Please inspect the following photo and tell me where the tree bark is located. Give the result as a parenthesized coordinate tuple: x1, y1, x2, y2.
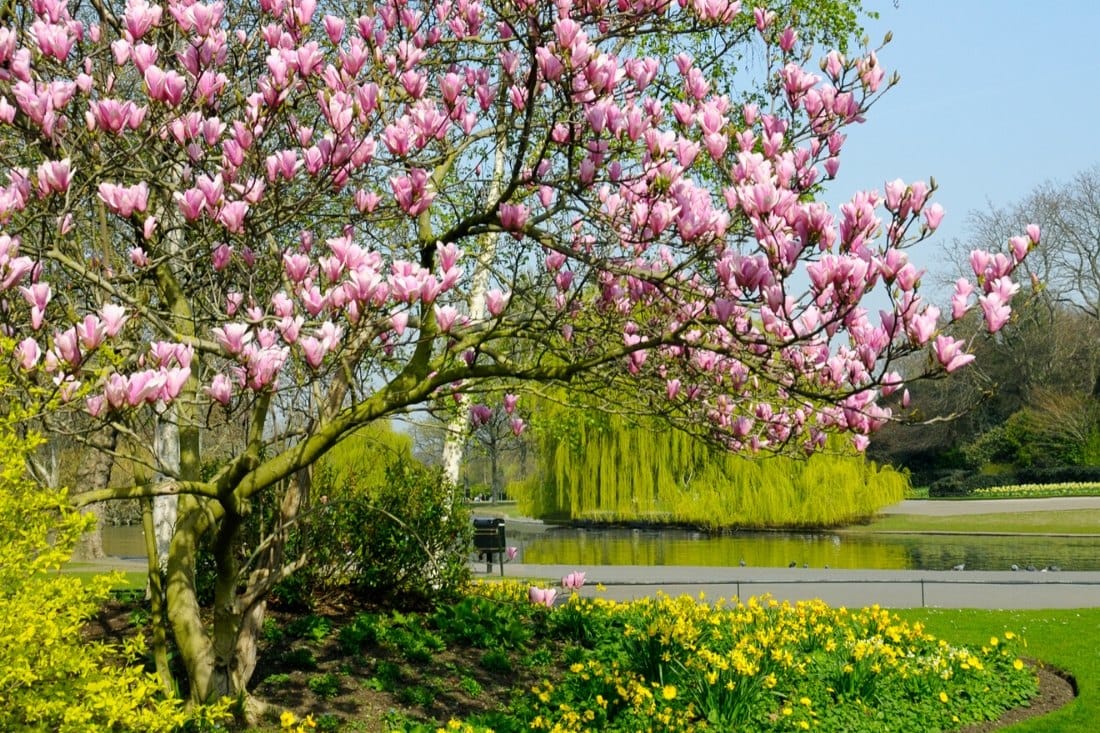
(153, 408, 180, 571)
(141, 497, 174, 695)
(166, 496, 219, 704)
(73, 427, 117, 560)
(441, 121, 508, 491)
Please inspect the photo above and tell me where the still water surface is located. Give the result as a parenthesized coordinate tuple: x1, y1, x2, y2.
(103, 525, 1100, 572)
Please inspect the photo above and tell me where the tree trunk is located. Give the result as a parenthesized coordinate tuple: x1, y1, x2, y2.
(153, 408, 180, 571)
(441, 123, 507, 491)
(141, 497, 174, 695)
(73, 427, 117, 560)
(490, 437, 501, 502)
(166, 496, 219, 704)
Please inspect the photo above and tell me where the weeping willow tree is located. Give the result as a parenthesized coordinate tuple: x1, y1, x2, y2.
(513, 401, 907, 529)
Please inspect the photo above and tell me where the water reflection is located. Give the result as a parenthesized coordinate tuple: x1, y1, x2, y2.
(517, 528, 1100, 572)
(101, 525, 1100, 572)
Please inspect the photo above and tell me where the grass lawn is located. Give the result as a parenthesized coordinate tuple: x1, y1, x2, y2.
(855, 510, 1100, 535)
(465, 500, 533, 521)
(61, 563, 147, 591)
(898, 608, 1100, 732)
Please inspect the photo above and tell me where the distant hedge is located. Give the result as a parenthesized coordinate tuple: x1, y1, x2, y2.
(929, 466, 1100, 497)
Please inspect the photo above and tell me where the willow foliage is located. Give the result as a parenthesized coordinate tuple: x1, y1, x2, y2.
(514, 405, 906, 528)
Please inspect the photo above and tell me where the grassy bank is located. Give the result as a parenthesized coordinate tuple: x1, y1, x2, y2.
(856, 510, 1100, 535)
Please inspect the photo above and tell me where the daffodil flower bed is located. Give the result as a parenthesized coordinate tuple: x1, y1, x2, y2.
(970, 482, 1100, 499)
(437, 583, 1037, 732)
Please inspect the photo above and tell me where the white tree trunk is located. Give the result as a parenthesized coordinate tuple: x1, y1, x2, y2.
(441, 133, 507, 492)
(153, 408, 180, 572)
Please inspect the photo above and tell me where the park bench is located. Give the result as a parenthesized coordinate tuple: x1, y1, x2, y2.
(472, 517, 506, 575)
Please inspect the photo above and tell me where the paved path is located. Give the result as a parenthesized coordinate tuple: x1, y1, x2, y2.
(485, 563, 1100, 609)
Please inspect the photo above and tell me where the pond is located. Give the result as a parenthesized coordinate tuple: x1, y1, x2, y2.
(511, 527, 1100, 572)
(101, 524, 1100, 573)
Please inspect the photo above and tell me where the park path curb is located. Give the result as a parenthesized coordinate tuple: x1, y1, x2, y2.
(492, 563, 1100, 609)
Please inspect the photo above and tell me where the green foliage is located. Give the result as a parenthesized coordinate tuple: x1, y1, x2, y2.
(317, 421, 414, 491)
(300, 428, 471, 604)
(280, 647, 318, 670)
(286, 614, 332, 643)
(515, 405, 906, 528)
(962, 425, 1016, 469)
(0, 419, 214, 730)
(479, 648, 513, 675)
(458, 675, 483, 698)
(337, 611, 383, 653)
(431, 594, 534, 649)
(314, 712, 342, 732)
(306, 672, 341, 699)
(264, 673, 292, 687)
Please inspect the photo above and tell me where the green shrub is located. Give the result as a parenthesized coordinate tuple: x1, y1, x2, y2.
(930, 465, 1100, 496)
(309, 456, 471, 605)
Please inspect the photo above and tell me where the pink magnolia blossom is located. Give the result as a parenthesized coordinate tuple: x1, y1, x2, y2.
(470, 404, 493, 427)
(124, 0, 162, 41)
(14, 337, 40, 369)
(99, 303, 128, 336)
(86, 394, 107, 417)
(391, 312, 409, 336)
(979, 292, 1011, 332)
(933, 334, 975, 373)
(75, 314, 104, 350)
(216, 201, 249, 233)
(923, 203, 945, 230)
(129, 247, 151, 267)
(143, 65, 186, 105)
(36, 159, 71, 196)
(485, 289, 509, 317)
(206, 373, 233, 405)
(98, 182, 149, 217)
(212, 322, 253, 355)
(300, 336, 326, 369)
(434, 304, 459, 333)
(951, 278, 974, 320)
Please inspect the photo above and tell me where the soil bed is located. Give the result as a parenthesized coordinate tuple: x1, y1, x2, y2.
(86, 597, 1076, 731)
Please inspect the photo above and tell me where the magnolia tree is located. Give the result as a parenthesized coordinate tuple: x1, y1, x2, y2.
(0, 0, 1034, 713)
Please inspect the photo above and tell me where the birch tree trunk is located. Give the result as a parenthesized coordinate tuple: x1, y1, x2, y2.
(441, 133, 508, 492)
(153, 408, 180, 571)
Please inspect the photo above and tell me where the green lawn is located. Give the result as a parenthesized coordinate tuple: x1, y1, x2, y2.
(897, 608, 1100, 732)
(60, 563, 147, 591)
(857, 510, 1100, 535)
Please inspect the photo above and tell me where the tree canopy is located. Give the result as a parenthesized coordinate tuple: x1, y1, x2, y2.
(0, 0, 1034, 713)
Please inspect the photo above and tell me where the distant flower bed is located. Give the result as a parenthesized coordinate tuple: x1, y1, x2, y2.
(971, 482, 1100, 499)
(433, 582, 1037, 732)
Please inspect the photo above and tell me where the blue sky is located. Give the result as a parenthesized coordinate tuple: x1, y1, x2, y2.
(830, 0, 1099, 287)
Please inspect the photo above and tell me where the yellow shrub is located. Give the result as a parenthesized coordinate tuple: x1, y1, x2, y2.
(0, 424, 193, 732)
